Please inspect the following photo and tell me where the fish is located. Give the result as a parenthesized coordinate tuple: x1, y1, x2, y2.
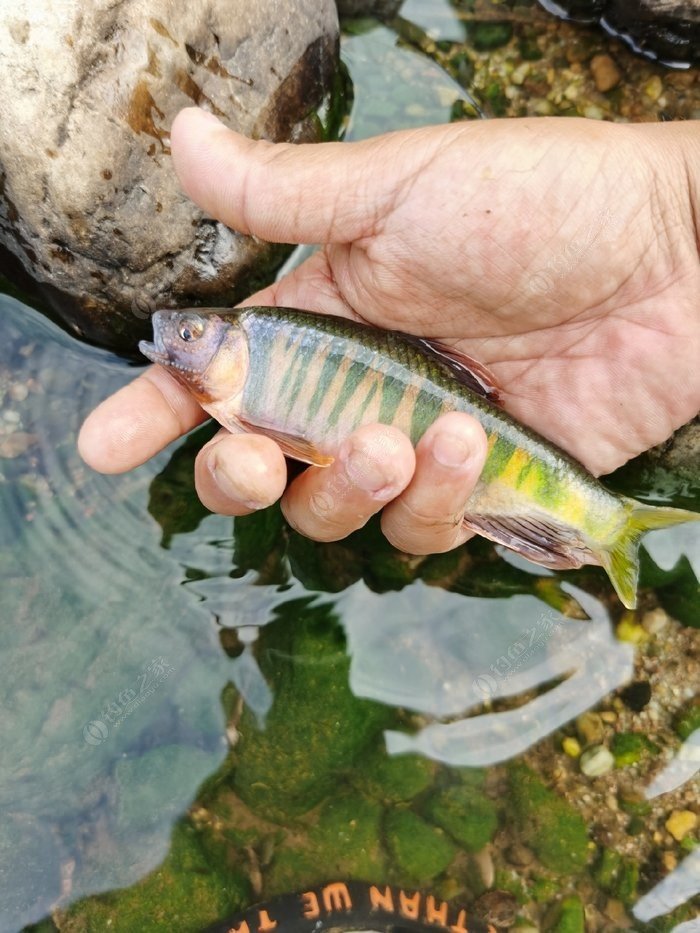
(139, 307, 700, 610)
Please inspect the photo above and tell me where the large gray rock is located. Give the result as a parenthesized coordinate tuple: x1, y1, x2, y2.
(0, 0, 339, 348)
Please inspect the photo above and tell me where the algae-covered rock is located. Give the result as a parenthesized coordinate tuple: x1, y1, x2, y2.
(424, 782, 499, 853)
(268, 792, 385, 895)
(610, 732, 659, 767)
(384, 809, 456, 883)
(310, 793, 385, 877)
(60, 821, 249, 932)
(232, 606, 391, 820)
(674, 699, 700, 740)
(594, 848, 639, 904)
(508, 765, 590, 875)
(351, 745, 436, 803)
(546, 895, 585, 933)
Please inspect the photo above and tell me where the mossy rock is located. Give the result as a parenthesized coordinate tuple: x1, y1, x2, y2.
(351, 746, 436, 803)
(232, 607, 391, 820)
(545, 896, 585, 933)
(60, 822, 249, 932)
(267, 792, 385, 894)
(310, 793, 386, 877)
(470, 22, 513, 51)
(423, 782, 499, 853)
(610, 732, 659, 767)
(508, 765, 590, 875)
(384, 808, 456, 883)
(674, 699, 700, 740)
(594, 848, 639, 905)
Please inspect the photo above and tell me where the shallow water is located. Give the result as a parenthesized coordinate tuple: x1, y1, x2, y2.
(0, 8, 699, 933)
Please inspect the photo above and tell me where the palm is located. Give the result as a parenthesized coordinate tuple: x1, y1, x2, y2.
(264, 119, 700, 475)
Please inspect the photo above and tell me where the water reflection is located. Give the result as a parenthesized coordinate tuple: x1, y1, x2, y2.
(338, 581, 634, 765)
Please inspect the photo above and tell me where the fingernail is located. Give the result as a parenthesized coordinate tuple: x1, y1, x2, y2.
(208, 451, 264, 510)
(344, 442, 396, 498)
(432, 432, 472, 468)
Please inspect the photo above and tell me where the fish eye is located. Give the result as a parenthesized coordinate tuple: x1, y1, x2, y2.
(177, 315, 205, 343)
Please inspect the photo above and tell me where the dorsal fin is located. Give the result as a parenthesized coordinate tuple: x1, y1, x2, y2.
(402, 334, 503, 405)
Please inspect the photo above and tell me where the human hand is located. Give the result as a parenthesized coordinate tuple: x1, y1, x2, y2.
(79, 109, 700, 553)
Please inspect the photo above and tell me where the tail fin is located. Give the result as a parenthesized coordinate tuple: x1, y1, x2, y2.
(598, 503, 700, 610)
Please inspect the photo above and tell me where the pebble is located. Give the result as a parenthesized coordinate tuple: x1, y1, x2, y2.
(662, 850, 677, 872)
(3, 410, 20, 424)
(9, 383, 29, 402)
(665, 809, 697, 841)
(643, 75, 663, 102)
(642, 608, 669, 635)
(473, 846, 495, 889)
(474, 890, 518, 928)
(590, 54, 622, 92)
(563, 736, 582, 757)
(577, 711, 605, 746)
(0, 432, 36, 459)
(617, 615, 648, 645)
(580, 745, 615, 777)
(507, 842, 534, 867)
(510, 63, 530, 86)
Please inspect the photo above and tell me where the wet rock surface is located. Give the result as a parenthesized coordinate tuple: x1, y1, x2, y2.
(539, 0, 700, 65)
(0, 0, 339, 349)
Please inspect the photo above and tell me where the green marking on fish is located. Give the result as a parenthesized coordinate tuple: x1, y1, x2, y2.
(327, 358, 371, 429)
(378, 373, 407, 425)
(355, 379, 379, 423)
(306, 344, 343, 422)
(410, 385, 445, 445)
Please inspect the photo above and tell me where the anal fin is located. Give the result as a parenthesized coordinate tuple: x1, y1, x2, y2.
(463, 513, 595, 570)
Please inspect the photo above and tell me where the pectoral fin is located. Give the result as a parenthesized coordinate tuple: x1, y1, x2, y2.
(463, 513, 594, 570)
(237, 418, 334, 467)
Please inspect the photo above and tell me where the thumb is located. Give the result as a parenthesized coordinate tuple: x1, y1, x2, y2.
(170, 107, 433, 245)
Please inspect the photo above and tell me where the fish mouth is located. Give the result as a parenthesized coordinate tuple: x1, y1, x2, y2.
(138, 338, 169, 366)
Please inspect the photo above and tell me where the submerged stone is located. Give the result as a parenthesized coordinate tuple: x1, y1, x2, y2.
(508, 765, 590, 875)
(424, 783, 499, 853)
(351, 745, 436, 803)
(384, 809, 457, 883)
(59, 821, 248, 931)
(231, 608, 391, 821)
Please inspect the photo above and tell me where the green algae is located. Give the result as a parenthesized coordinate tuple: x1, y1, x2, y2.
(610, 732, 659, 767)
(231, 607, 391, 820)
(59, 822, 248, 932)
(546, 896, 585, 933)
(351, 745, 436, 803)
(594, 848, 639, 904)
(423, 782, 499, 852)
(309, 794, 385, 874)
(674, 698, 700, 740)
(384, 809, 456, 882)
(508, 765, 590, 875)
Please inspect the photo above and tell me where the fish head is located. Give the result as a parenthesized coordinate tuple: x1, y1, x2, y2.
(139, 309, 248, 404)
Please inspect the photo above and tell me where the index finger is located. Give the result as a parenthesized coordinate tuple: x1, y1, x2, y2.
(78, 365, 208, 473)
